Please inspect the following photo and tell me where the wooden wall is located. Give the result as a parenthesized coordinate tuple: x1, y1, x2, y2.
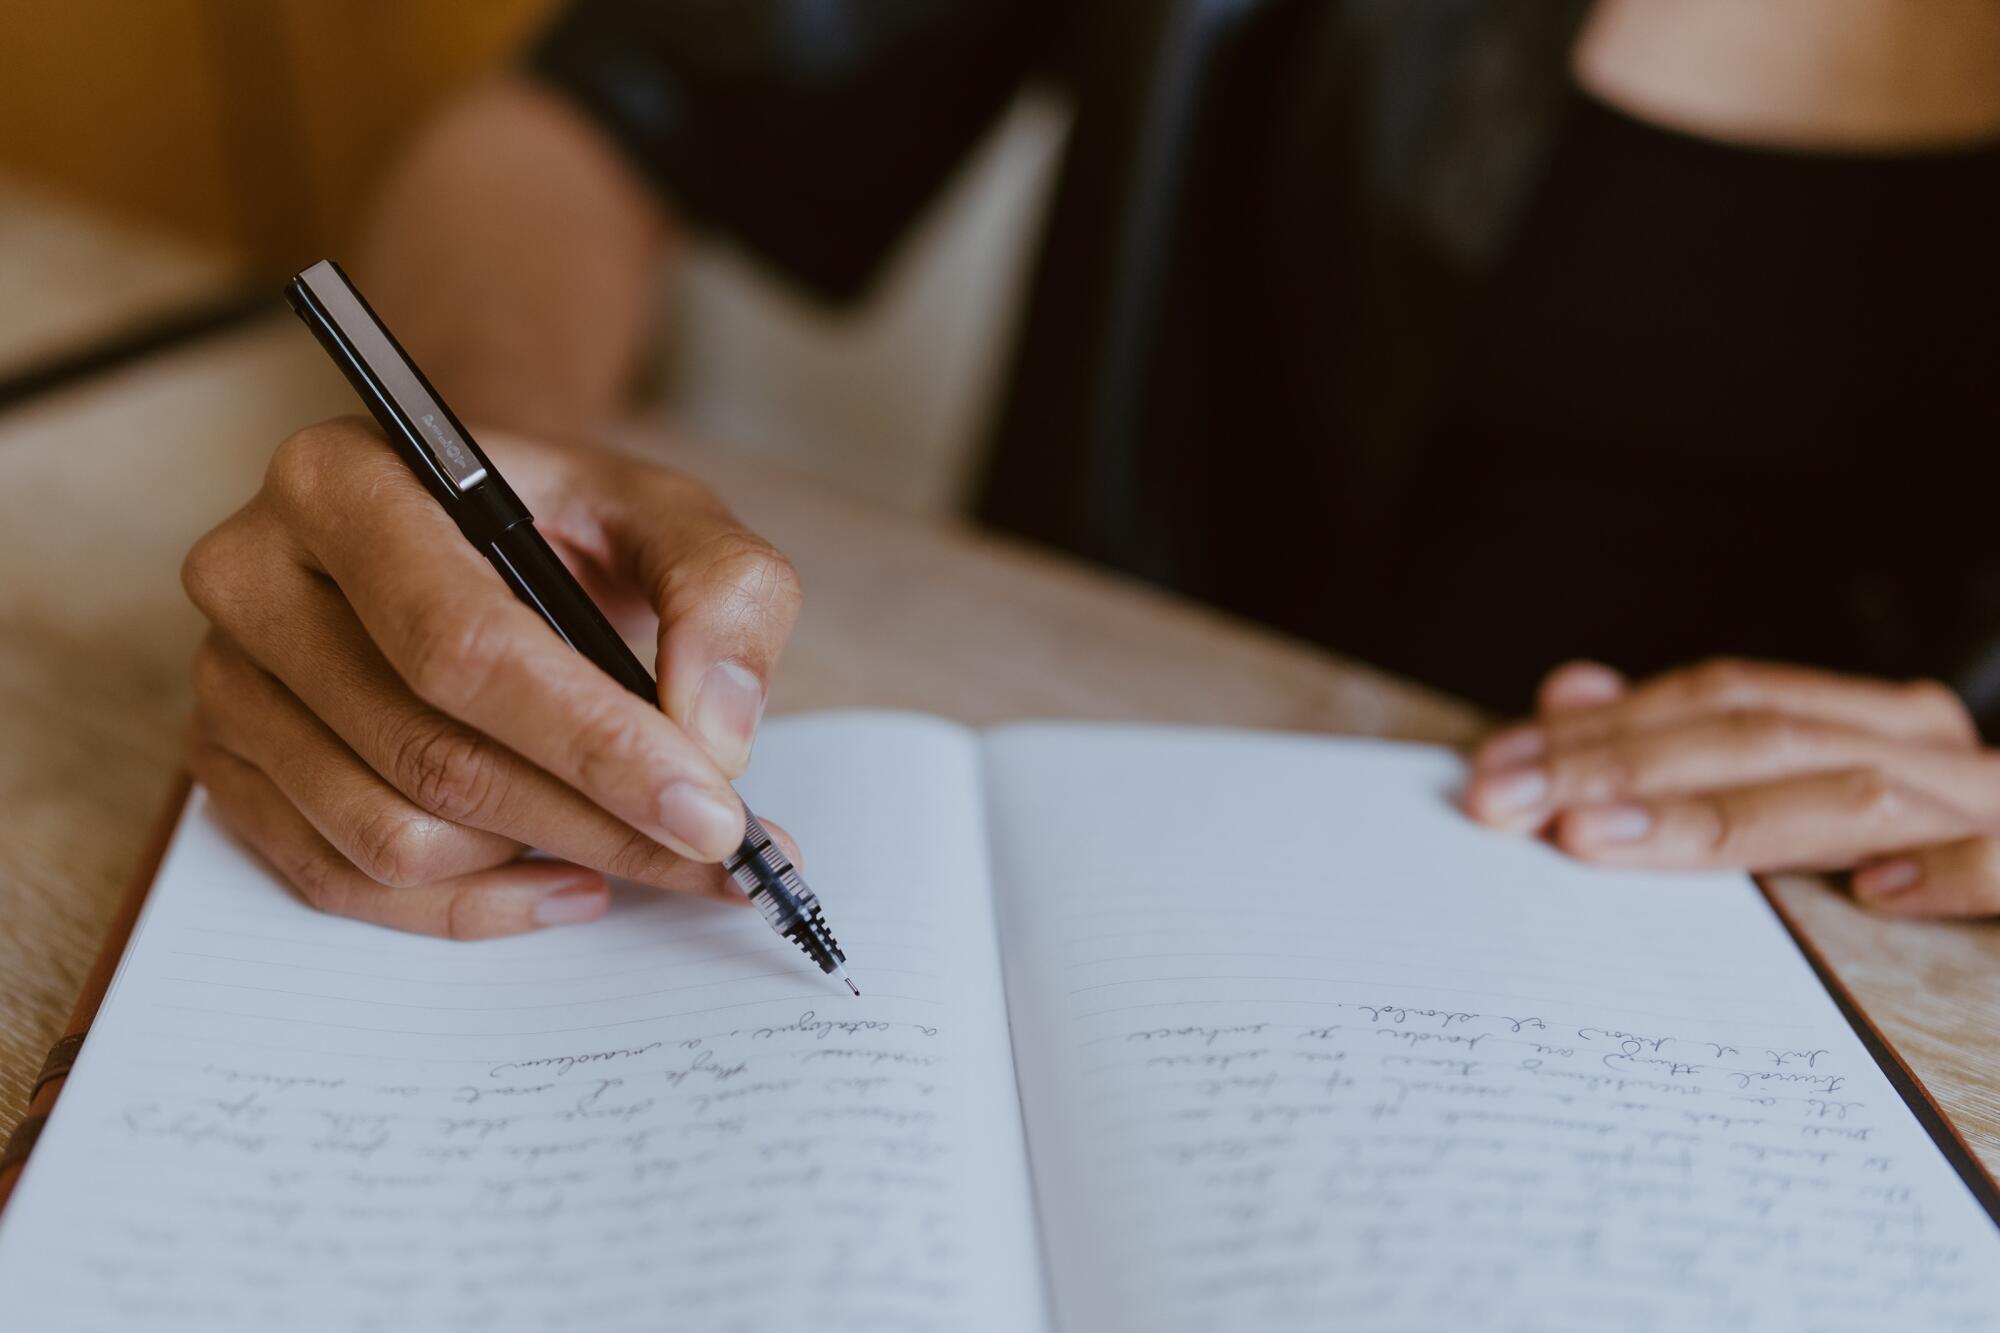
(0, 0, 557, 272)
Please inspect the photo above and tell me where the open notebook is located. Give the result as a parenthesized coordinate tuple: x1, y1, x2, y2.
(1, 713, 1996, 1331)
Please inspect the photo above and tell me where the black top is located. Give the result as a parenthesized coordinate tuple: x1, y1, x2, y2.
(1367, 96, 2000, 712)
(531, 1, 2000, 723)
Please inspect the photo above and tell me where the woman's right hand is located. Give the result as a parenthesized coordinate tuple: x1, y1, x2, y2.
(181, 418, 802, 940)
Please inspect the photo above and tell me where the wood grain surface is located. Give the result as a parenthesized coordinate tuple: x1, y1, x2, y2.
(1, 316, 1996, 1177)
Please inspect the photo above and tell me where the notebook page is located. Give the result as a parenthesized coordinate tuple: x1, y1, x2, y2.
(0, 712, 1045, 1333)
(985, 725, 2000, 1333)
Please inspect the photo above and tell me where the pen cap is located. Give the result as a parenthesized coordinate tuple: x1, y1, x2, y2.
(285, 259, 530, 544)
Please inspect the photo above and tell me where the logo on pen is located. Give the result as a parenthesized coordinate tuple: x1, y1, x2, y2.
(419, 412, 475, 476)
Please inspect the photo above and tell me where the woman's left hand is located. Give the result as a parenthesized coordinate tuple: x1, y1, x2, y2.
(1463, 657, 2000, 917)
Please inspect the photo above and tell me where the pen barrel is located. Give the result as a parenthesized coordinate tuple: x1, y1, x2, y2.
(289, 259, 853, 990)
(483, 523, 780, 929)
(481, 521, 658, 703)
(484, 522, 791, 905)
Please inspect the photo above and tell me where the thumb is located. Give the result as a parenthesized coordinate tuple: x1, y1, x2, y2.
(594, 465, 802, 779)
(1853, 837, 2000, 918)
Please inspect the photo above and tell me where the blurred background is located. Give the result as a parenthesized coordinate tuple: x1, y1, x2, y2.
(7, 0, 2000, 725)
(4, 0, 2000, 935)
(0, 0, 1063, 513)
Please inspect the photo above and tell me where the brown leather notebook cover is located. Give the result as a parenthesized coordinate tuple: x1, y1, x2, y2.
(0, 773, 190, 1215)
(3, 772, 1996, 1228)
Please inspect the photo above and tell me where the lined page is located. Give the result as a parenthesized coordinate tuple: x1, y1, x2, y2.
(986, 725, 2000, 1333)
(0, 712, 1045, 1333)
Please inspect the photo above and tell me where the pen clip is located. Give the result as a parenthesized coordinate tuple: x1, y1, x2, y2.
(288, 259, 490, 495)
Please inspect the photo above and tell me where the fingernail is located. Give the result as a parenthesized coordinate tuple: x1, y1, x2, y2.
(1478, 726, 1545, 770)
(1570, 802, 1653, 844)
(689, 660, 765, 775)
(658, 782, 745, 861)
(1474, 765, 1549, 817)
(1855, 857, 1920, 899)
(534, 881, 609, 926)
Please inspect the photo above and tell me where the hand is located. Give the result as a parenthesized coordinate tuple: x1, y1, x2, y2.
(181, 419, 801, 939)
(1462, 658, 2000, 917)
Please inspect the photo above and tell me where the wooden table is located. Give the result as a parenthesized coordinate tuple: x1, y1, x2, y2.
(3, 316, 1998, 1176)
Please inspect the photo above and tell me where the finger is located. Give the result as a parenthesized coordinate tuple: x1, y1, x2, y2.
(1476, 659, 1977, 777)
(193, 630, 523, 886)
(1473, 662, 1626, 773)
(186, 507, 732, 898)
(1854, 839, 2000, 919)
(565, 458, 801, 778)
(258, 422, 746, 863)
(191, 428, 767, 898)
(1548, 768, 1978, 872)
(1538, 660, 1626, 714)
(496, 436, 802, 775)
(1466, 710, 2000, 832)
(186, 729, 610, 938)
(1547, 658, 1978, 752)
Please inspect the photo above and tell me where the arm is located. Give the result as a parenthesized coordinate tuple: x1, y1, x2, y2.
(181, 77, 785, 940)
(183, 0, 1043, 938)
(355, 75, 676, 440)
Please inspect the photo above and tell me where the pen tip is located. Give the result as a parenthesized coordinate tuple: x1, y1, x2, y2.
(845, 977, 861, 996)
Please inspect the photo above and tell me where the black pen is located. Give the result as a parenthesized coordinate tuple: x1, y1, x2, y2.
(284, 259, 857, 995)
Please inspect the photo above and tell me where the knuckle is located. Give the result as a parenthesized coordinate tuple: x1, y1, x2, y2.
(181, 523, 253, 621)
(445, 888, 480, 941)
(265, 423, 339, 506)
(1904, 678, 1977, 742)
(566, 701, 651, 793)
(1835, 768, 1902, 824)
(393, 719, 500, 825)
(267, 417, 397, 521)
(403, 606, 507, 715)
(350, 804, 454, 888)
(1577, 738, 1639, 800)
(1694, 793, 1741, 862)
(688, 536, 805, 630)
(604, 829, 686, 886)
(1687, 657, 1756, 707)
(445, 885, 505, 941)
(286, 843, 355, 917)
(1722, 709, 1803, 762)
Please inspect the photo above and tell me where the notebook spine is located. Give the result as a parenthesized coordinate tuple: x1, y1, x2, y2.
(0, 1034, 85, 1175)
(0, 772, 189, 1213)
